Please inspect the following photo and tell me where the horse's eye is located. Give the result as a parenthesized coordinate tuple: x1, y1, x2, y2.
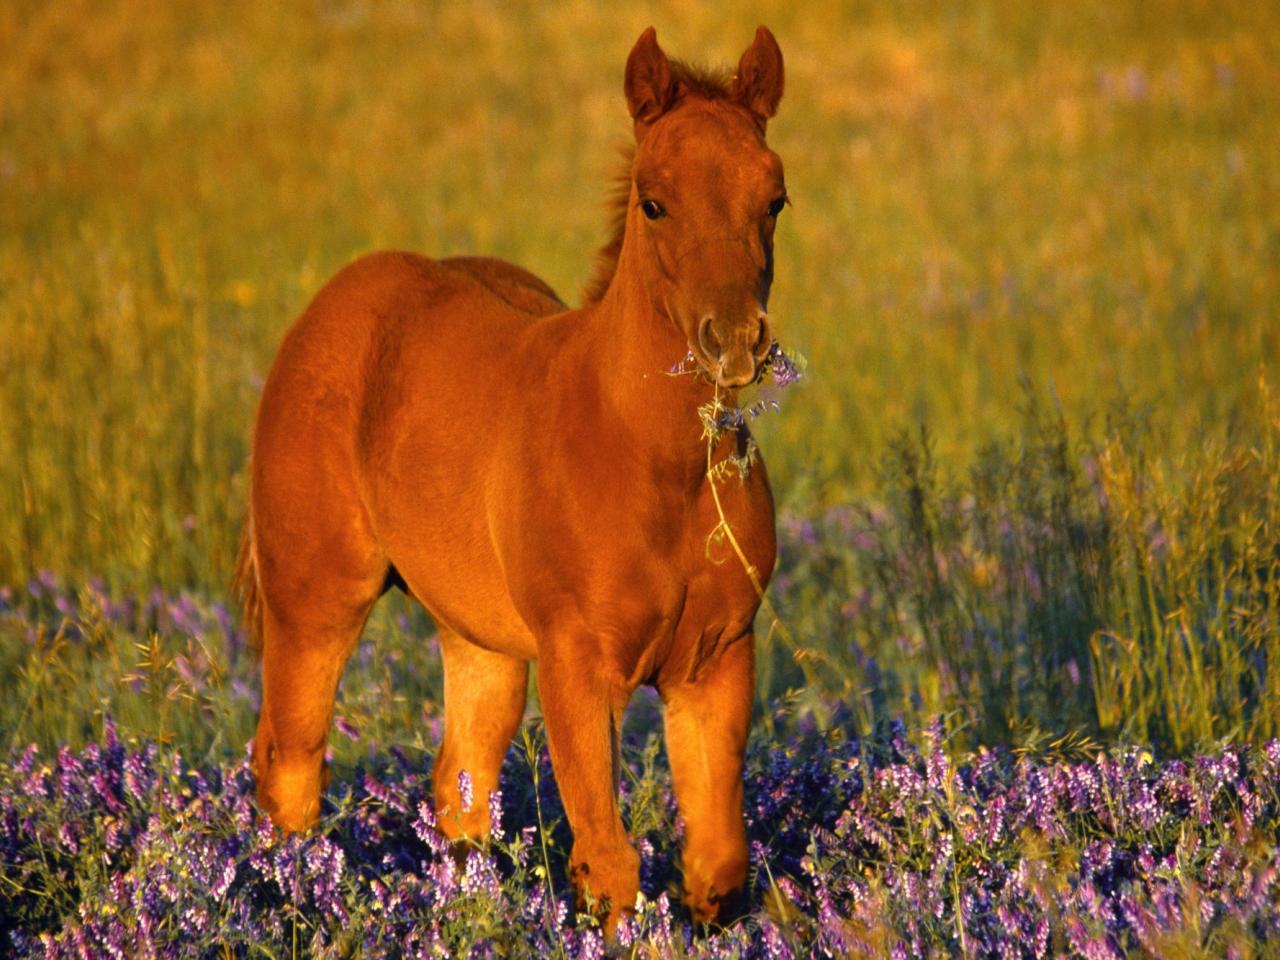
(767, 196, 787, 218)
(641, 199, 666, 221)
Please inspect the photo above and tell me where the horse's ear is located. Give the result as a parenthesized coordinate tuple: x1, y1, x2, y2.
(625, 27, 675, 130)
(732, 25, 784, 125)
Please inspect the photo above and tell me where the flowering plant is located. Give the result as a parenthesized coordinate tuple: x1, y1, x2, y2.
(3, 708, 1277, 957)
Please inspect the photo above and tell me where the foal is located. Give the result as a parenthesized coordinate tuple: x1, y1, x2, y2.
(237, 25, 787, 928)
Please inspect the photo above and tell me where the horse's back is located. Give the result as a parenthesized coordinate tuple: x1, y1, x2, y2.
(439, 255, 566, 317)
(257, 250, 563, 418)
(288, 250, 562, 342)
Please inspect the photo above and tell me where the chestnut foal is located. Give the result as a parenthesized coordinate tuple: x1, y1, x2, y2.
(237, 25, 787, 928)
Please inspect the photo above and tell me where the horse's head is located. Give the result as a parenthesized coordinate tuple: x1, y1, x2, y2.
(623, 26, 786, 389)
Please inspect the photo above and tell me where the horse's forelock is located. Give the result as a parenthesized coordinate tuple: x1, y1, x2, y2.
(667, 59, 735, 102)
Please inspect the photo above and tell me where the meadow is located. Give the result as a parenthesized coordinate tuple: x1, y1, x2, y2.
(2, 0, 1279, 954)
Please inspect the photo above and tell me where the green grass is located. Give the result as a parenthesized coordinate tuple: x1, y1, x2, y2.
(2, 0, 1278, 754)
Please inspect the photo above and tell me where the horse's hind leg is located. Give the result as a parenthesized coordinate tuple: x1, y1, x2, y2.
(432, 630, 528, 841)
(254, 605, 374, 831)
(662, 635, 755, 924)
(250, 511, 385, 832)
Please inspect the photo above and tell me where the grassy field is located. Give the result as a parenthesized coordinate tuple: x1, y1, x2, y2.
(4, 0, 1277, 747)
(3, 1, 1280, 953)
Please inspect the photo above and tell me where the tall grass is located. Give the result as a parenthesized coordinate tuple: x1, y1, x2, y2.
(3, 1, 1279, 754)
(765, 380, 1279, 753)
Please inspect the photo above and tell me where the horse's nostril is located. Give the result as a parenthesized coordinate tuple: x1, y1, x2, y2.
(755, 314, 772, 355)
(698, 315, 719, 355)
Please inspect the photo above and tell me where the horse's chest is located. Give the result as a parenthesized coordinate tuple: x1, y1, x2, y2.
(692, 477, 774, 601)
(494, 435, 775, 682)
(652, 468, 775, 679)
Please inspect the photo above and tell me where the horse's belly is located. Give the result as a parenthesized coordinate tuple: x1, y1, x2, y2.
(389, 535, 538, 660)
(366, 431, 535, 658)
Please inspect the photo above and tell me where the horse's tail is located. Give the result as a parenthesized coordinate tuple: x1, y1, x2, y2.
(233, 510, 264, 657)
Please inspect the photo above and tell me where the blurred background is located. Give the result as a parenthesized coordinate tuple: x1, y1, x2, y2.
(2, 0, 1278, 755)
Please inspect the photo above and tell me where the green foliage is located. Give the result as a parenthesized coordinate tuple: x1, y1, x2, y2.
(0, 582, 441, 764)
(767, 381, 1280, 752)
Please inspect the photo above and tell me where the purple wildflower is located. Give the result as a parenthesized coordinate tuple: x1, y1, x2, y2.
(767, 340, 802, 386)
(334, 715, 360, 741)
(488, 788, 503, 836)
(458, 769, 473, 813)
(667, 349, 697, 376)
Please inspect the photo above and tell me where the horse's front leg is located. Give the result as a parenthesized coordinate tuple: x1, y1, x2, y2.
(537, 645, 639, 929)
(661, 634, 755, 924)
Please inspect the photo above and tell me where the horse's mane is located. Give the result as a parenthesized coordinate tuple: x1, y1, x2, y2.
(580, 60, 735, 305)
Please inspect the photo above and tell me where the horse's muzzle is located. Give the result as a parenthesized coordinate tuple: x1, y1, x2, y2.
(698, 312, 772, 388)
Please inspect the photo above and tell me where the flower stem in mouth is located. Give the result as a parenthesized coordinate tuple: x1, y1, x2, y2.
(665, 350, 698, 376)
(666, 341, 804, 388)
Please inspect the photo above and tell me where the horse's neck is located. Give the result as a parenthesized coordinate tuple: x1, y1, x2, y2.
(581, 277, 722, 473)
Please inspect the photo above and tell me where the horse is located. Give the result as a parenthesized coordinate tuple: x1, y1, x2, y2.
(235, 25, 787, 929)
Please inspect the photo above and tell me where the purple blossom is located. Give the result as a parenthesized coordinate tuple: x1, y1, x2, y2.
(458, 768, 473, 813)
(667, 349, 697, 376)
(334, 715, 360, 741)
(488, 788, 504, 836)
(766, 341, 803, 386)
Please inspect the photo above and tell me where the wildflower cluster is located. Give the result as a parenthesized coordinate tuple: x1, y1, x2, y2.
(2, 711, 1277, 957)
(739, 719, 1280, 957)
(5, 572, 241, 656)
(0, 721, 568, 957)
